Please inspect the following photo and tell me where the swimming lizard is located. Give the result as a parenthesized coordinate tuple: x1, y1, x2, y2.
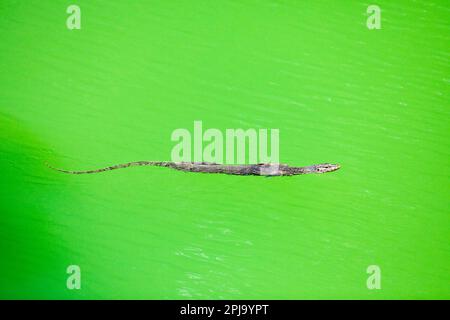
(47, 161, 340, 176)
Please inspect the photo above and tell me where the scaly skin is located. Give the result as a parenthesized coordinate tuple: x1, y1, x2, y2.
(47, 161, 340, 176)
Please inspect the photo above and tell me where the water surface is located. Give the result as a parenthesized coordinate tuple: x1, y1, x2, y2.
(0, 0, 448, 298)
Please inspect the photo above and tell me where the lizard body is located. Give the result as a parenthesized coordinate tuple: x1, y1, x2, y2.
(48, 161, 340, 176)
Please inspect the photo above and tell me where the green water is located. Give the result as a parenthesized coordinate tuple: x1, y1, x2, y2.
(0, 1, 449, 299)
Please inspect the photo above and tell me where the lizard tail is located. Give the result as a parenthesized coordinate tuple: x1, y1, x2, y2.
(46, 161, 169, 174)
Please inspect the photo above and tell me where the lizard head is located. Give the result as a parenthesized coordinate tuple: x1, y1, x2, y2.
(313, 163, 341, 173)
